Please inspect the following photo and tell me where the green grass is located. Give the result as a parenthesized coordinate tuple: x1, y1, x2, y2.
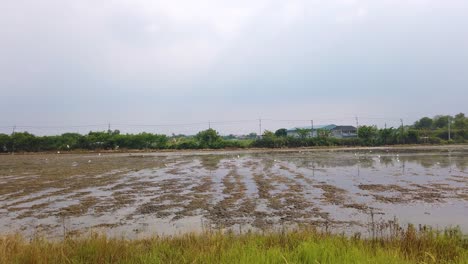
(1, 226, 467, 264)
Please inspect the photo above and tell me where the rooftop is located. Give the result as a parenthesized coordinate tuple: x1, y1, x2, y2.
(287, 125, 357, 132)
(287, 124, 336, 132)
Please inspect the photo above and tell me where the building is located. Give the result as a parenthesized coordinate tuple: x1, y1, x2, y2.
(287, 124, 357, 138)
(330, 125, 358, 138)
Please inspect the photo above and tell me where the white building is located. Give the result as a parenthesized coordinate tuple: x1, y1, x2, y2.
(287, 124, 357, 138)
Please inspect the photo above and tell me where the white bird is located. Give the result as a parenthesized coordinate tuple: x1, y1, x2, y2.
(88, 160, 92, 163)
(57, 151, 60, 154)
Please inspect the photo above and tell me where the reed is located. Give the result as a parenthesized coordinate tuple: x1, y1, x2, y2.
(1, 225, 467, 264)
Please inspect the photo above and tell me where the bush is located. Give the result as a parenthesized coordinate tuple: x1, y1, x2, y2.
(0, 133, 10, 152)
(171, 138, 199, 149)
(1, 113, 466, 152)
(428, 137, 442, 144)
(338, 138, 362, 146)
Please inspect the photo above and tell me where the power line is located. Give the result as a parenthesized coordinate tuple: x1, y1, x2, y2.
(113, 120, 258, 128)
(6, 124, 108, 129)
(110, 122, 208, 127)
(0, 117, 406, 129)
(0, 116, 413, 136)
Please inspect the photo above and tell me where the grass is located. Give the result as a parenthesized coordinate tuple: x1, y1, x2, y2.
(1, 225, 467, 264)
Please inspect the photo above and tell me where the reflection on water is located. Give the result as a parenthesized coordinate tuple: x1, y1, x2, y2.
(0, 147, 467, 239)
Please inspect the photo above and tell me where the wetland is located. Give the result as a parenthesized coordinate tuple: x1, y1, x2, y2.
(0, 145, 467, 239)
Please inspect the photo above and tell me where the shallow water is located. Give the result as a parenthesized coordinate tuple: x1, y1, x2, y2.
(0, 146, 467, 239)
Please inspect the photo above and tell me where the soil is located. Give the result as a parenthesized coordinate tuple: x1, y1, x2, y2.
(0, 145, 467, 238)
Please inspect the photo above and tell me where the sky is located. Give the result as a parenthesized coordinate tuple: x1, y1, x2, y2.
(1, 0, 467, 135)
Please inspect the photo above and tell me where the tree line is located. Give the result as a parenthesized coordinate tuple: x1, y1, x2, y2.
(0, 129, 249, 152)
(254, 113, 467, 148)
(0, 113, 466, 152)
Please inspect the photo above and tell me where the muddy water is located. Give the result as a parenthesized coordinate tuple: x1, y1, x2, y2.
(0, 146, 467, 239)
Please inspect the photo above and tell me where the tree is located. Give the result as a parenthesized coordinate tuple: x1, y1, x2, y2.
(378, 127, 395, 145)
(86, 131, 113, 149)
(254, 130, 287, 148)
(58, 133, 83, 150)
(274, 128, 288, 137)
(262, 130, 275, 138)
(433, 115, 451, 128)
(295, 128, 310, 139)
(0, 134, 10, 152)
(317, 129, 331, 138)
(247, 132, 258, 139)
(357, 125, 378, 145)
(11, 132, 38, 152)
(414, 117, 433, 129)
(123, 133, 168, 149)
(223, 134, 236, 140)
(196, 129, 221, 148)
(406, 129, 420, 144)
(453, 113, 467, 130)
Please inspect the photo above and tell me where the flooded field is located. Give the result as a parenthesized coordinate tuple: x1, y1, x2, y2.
(1, 146, 467, 239)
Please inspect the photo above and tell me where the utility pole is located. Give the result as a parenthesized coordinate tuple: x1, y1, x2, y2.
(448, 116, 451, 141)
(259, 118, 262, 137)
(108, 123, 111, 133)
(208, 121, 211, 129)
(355, 116, 359, 138)
(400, 119, 405, 144)
(384, 123, 387, 144)
(11, 125, 16, 154)
(311, 120, 314, 137)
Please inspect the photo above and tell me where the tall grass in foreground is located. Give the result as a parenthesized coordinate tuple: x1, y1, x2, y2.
(1, 225, 467, 264)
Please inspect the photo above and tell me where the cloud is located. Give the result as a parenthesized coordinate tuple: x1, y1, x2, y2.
(1, 0, 468, 134)
(357, 7, 368, 17)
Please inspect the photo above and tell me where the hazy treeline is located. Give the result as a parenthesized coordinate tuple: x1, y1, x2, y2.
(254, 113, 467, 148)
(0, 113, 467, 152)
(0, 129, 249, 152)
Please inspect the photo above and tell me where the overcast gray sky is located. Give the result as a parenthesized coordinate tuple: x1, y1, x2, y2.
(1, 0, 467, 135)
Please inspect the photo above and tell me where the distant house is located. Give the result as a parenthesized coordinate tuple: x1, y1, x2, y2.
(330, 125, 358, 138)
(287, 124, 357, 138)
